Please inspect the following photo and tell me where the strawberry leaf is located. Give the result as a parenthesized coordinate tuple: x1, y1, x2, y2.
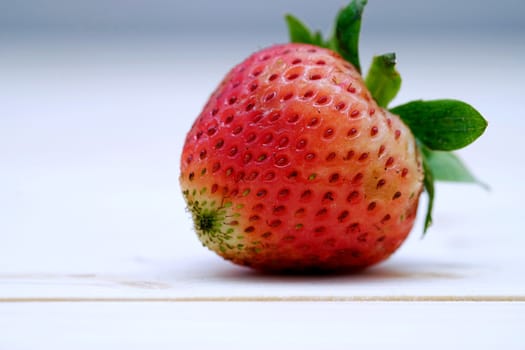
(423, 149, 489, 190)
(390, 99, 488, 151)
(285, 14, 324, 46)
(365, 53, 401, 108)
(285, 0, 367, 72)
(421, 153, 435, 234)
(332, 0, 367, 73)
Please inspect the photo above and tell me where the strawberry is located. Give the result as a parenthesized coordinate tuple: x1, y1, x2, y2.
(180, 0, 487, 272)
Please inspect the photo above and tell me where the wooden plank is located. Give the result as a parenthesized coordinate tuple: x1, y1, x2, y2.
(1, 302, 524, 349)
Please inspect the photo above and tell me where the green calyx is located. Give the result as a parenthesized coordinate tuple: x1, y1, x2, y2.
(285, 0, 366, 73)
(285, 0, 488, 234)
(365, 53, 401, 108)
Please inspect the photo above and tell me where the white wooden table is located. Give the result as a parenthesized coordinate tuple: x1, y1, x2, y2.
(1, 34, 524, 348)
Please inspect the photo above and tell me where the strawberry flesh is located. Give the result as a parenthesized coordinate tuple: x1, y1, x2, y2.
(180, 44, 424, 271)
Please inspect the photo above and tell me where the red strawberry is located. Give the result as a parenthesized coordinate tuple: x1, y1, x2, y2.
(180, 0, 487, 272)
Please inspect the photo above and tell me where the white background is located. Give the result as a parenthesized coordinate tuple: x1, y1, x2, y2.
(1, 0, 525, 348)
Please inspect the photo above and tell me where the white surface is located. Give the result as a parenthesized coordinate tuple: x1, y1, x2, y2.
(1, 302, 524, 349)
(1, 35, 524, 347)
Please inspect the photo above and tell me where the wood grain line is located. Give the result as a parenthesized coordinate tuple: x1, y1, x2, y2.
(1, 296, 525, 303)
